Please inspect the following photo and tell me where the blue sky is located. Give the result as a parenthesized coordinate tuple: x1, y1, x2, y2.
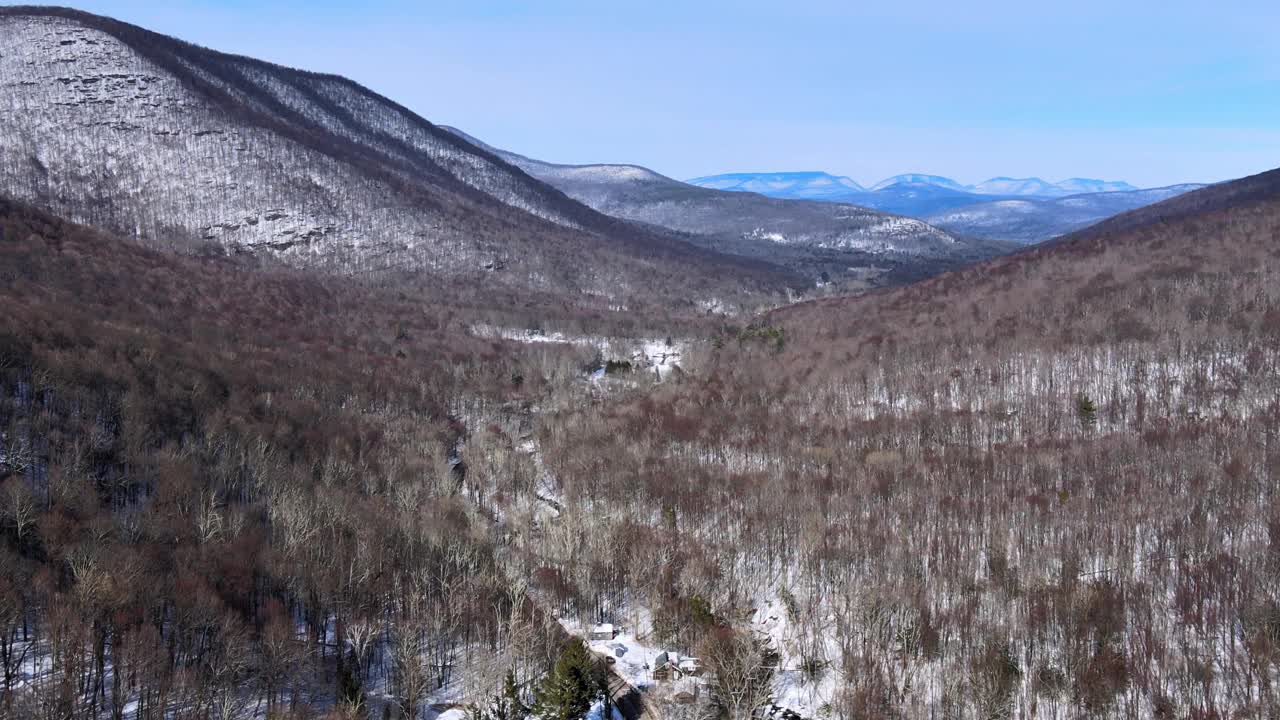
(61, 0, 1280, 187)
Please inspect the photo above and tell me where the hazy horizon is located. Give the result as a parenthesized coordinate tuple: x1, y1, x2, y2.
(50, 0, 1280, 187)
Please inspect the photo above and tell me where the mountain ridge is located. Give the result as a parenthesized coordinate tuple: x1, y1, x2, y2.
(689, 169, 1205, 241)
(685, 171, 867, 200)
(767, 164, 1280, 369)
(441, 127, 1007, 288)
(693, 171, 1152, 199)
(0, 5, 793, 303)
(870, 173, 969, 192)
(924, 183, 1208, 243)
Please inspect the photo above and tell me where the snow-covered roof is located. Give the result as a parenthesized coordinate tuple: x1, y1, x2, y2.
(655, 650, 681, 667)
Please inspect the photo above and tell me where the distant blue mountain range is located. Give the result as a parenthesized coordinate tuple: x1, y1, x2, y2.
(686, 171, 1204, 242)
(686, 171, 867, 201)
(689, 171, 1141, 202)
(870, 174, 968, 192)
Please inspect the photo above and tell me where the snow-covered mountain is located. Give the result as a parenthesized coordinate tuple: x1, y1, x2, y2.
(701, 171, 1151, 202)
(685, 171, 866, 200)
(687, 167, 1199, 241)
(445, 128, 1000, 286)
(0, 7, 788, 300)
(968, 176, 1060, 196)
(869, 174, 969, 192)
(959, 176, 1141, 198)
(1054, 177, 1140, 195)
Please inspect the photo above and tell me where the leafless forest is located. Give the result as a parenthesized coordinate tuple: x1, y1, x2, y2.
(513, 169, 1280, 719)
(0, 195, 609, 719)
(5, 161, 1280, 719)
(1, 7, 1279, 720)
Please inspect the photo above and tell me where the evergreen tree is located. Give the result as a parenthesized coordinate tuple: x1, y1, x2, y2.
(599, 668, 613, 720)
(505, 670, 530, 720)
(1077, 393, 1098, 431)
(534, 641, 603, 720)
(469, 670, 529, 720)
(336, 650, 363, 711)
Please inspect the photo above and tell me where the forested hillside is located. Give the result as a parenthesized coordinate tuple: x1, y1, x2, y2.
(0, 7, 790, 304)
(503, 169, 1280, 718)
(5, 162, 1279, 717)
(2, 7, 1275, 720)
(0, 194, 664, 718)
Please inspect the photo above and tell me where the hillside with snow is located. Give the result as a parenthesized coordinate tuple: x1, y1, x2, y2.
(688, 169, 1204, 242)
(868, 174, 969, 192)
(526, 167, 1280, 720)
(926, 183, 1207, 243)
(443, 128, 999, 287)
(968, 176, 1060, 196)
(0, 7, 790, 302)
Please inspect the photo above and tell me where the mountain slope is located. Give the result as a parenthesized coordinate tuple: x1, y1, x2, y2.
(968, 176, 1139, 197)
(924, 183, 1207, 243)
(1054, 177, 1139, 194)
(0, 6, 788, 301)
(443, 128, 999, 287)
(772, 166, 1280, 363)
(869, 173, 969, 193)
(685, 171, 866, 200)
(967, 176, 1059, 196)
(703, 172, 1143, 200)
(840, 182, 999, 216)
(0, 190, 612, 718)
(689, 169, 1195, 240)
(544, 175, 1280, 720)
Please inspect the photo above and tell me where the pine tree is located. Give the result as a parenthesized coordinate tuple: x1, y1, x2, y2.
(503, 670, 530, 720)
(534, 641, 603, 720)
(1077, 393, 1098, 431)
(599, 668, 613, 720)
(336, 650, 363, 711)
(469, 670, 529, 720)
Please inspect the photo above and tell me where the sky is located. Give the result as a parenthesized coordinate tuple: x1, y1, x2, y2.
(55, 0, 1280, 187)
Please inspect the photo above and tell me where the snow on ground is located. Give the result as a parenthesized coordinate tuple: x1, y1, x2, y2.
(697, 297, 733, 316)
(516, 435, 564, 519)
(358, 637, 520, 719)
(470, 324, 600, 347)
(549, 164, 664, 184)
(6, 620, 514, 720)
(586, 699, 627, 720)
(593, 632, 663, 692)
(746, 228, 789, 244)
(565, 600, 827, 717)
(752, 598, 839, 718)
(560, 618, 666, 691)
(639, 340, 682, 380)
(470, 325, 686, 382)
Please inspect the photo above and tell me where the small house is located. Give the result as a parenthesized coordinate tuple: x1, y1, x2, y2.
(677, 657, 703, 677)
(653, 651, 681, 680)
(590, 623, 616, 641)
